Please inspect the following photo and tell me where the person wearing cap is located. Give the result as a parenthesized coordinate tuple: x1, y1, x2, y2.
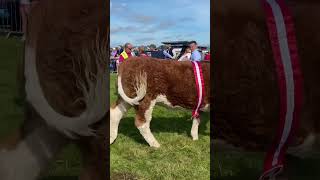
(163, 45, 174, 59)
(189, 41, 202, 61)
(119, 43, 134, 63)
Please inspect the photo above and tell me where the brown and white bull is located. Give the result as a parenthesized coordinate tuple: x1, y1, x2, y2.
(214, 0, 320, 179)
(110, 58, 210, 147)
(0, 1, 108, 180)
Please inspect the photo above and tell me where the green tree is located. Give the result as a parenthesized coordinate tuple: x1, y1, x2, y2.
(149, 44, 157, 49)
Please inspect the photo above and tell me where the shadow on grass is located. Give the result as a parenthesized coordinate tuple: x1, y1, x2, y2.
(117, 111, 210, 145)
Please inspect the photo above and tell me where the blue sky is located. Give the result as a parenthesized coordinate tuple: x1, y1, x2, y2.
(110, 0, 210, 47)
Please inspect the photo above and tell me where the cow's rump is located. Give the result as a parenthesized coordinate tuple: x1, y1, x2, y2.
(28, 0, 107, 116)
(25, 0, 108, 136)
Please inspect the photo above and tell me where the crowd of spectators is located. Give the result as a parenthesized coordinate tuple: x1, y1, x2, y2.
(110, 41, 210, 73)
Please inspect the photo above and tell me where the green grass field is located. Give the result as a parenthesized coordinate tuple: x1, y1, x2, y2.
(110, 74, 210, 180)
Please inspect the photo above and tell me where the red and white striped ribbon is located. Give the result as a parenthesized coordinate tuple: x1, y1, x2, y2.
(191, 61, 205, 120)
(260, 0, 303, 179)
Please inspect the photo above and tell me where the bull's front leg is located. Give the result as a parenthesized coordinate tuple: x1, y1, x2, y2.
(191, 117, 200, 140)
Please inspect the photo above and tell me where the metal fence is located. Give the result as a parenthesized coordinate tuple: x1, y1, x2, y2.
(0, 0, 22, 36)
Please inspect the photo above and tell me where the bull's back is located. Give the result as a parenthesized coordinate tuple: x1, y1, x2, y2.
(119, 58, 210, 109)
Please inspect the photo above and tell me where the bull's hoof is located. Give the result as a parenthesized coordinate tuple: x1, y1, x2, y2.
(191, 133, 199, 141)
(149, 141, 160, 148)
(192, 136, 199, 141)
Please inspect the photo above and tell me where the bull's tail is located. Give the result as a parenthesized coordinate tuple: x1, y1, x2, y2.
(24, 39, 108, 138)
(117, 71, 147, 105)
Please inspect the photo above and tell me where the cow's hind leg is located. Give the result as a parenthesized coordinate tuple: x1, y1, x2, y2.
(110, 98, 131, 144)
(135, 98, 160, 148)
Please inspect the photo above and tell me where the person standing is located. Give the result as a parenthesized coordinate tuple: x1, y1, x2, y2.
(163, 45, 173, 59)
(189, 41, 202, 61)
(178, 47, 192, 61)
(119, 43, 134, 63)
(204, 51, 211, 61)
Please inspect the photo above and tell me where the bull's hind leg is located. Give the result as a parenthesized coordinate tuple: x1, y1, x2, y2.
(110, 98, 131, 144)
(135, 98, 160, 148)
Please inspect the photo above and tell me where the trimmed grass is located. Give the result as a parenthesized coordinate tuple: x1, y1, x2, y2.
(110, 74, 210, 180)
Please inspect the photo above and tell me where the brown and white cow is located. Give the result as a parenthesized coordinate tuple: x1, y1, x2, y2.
(214, 0, 320, 179)
(110, 57, 210, 148)
(0, 0, 108, 180)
